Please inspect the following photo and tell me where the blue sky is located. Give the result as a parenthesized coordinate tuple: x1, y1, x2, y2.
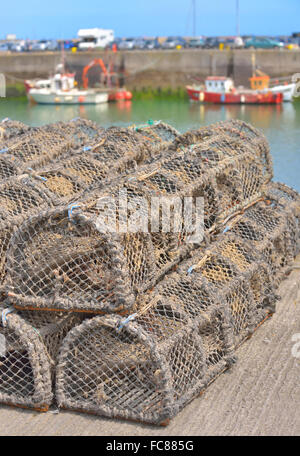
(1, 0, 299, 40)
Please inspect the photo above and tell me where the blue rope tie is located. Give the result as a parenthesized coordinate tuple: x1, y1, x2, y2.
(223, 225, 230, 234)
(83, 146, 92, 152)
(187, 265, 196, 275)
(1, 307, 15, 327)
(117, 313, 137, 332)
(27, 168, 47, 182)
(68, 204, 81, 222)
(0, 148, 8, 154)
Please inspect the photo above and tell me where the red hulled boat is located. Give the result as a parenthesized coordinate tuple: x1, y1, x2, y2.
(186, 76, 283, 104)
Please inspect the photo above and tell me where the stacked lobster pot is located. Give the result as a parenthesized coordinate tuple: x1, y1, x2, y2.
(0, 119, 179, 411)
(4, 122, 271, 314)
(0, 119, 300, 424)
(55, 181, 300, 425)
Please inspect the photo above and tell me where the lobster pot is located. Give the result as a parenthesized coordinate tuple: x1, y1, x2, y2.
(61, 153, 111, 188)
(4, 127, 272, 313)
(58, 127, 166, 193)
(266, 181, 300, 256)
(0, 155, 24, 182)
(5, 208, 136, 313)
(56, 298, 233, 425)
(0, 128, 74, 171)
(0, 306, 80, 411)
(132, 121, 180, 149)
(168, 233, 275, 347)
(0, 179, 54, 283)
(26, 169, 85, 205)
(212, 119, 273, 181)
(0, 119, 31, 145)
(227, 197, 300, 285)
(44, 118, 105, 146)
(91, 126, 157, 164)
(173, 119, 272, 182)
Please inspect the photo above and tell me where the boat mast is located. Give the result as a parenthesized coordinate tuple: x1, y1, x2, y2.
(192, 0, 196, 37)
(236, 0, 240, 36)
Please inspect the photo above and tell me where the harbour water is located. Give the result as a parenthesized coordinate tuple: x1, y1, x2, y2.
(0, 98, 299, 191)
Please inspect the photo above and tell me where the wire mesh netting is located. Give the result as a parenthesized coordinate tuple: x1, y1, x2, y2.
(0, 305, 81, 411)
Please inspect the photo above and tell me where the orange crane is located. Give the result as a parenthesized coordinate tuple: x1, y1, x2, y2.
(82, 58, 108, 89)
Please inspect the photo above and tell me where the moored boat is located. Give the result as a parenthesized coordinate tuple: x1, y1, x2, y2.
(186, 76, 283, 104)
(25, 72, 109, 105)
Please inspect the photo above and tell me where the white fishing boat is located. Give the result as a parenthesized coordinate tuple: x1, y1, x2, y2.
(263, 82, 296, 102)
(25, 71, 109, 105)
(249, 70, 296, 102)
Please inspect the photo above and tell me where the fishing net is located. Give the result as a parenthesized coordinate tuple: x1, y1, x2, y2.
(0, 305, 80, 411)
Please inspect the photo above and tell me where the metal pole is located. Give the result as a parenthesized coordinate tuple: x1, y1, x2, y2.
(193, 0, 196, 37)
(236, 0, 240, 37)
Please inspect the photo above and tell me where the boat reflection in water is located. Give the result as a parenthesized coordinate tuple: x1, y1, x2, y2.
(188, 101, 283, 129)
(28, 99, 109, 125)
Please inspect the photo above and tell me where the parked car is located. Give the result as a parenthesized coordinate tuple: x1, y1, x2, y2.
(245, 37, 284, 49)
(204, 37, 223, 48)
(47, 40, 59, 51)
(0, 43, 10, 52)
(134, 38, 147, 50)
(9, 41, 26, 52)
(285, 37, 299, 49)
(144, 38, 161, 50)
(225, 36, 244, 49)
(161, 36, 187, 49)
(188, 37, 205, 48)
(31, 40, 50, 51)
(118, 38, 136, 50)
(58, 40, 77, 50)
(105, 38, 122, 50)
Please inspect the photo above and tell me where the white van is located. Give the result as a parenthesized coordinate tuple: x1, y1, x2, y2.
(78, 28, 114, 50)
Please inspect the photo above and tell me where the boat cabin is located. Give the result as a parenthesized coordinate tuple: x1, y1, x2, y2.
(50, 73, 76, 92)
(205, 76, 234, 93)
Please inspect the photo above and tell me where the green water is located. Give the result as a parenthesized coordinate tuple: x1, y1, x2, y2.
(0, 98, 299, 191)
